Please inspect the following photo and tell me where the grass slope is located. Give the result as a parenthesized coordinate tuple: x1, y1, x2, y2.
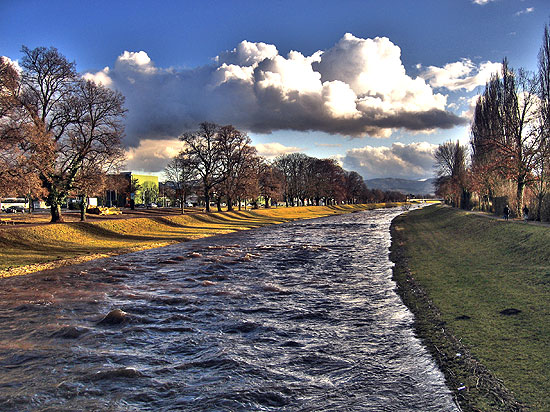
(1, 204, 394, 276)
(391, 205, 550, 412)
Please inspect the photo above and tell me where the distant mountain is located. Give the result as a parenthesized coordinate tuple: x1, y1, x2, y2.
(365, 177, 436, 196)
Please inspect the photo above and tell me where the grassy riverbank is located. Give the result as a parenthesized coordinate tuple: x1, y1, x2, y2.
(391, 205, 550, 412)
(0, 203, 395, 277)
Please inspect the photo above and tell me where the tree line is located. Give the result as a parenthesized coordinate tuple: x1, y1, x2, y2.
(164, 122, 405, 213)
(0, 47, 125, 222)
(435, 22, 550, 221)
(1, 47, 405, 222)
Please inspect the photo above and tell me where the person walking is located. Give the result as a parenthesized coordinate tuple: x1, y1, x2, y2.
(503, 204, 510, 221)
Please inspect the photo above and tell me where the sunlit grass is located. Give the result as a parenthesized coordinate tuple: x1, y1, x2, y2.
(0, 204, 399, 275)
(392, 205, 550, 411)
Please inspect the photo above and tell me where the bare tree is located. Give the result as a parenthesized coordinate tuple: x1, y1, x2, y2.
(534, 22, 550, 220)
(0, 57, 51, 204)
(215, 125, 258, 211)
(343, 170, 366, 205)
(0, 57, 19, 120)
(14, 46, 126, 222)
(19, 46, 77, 140)
(308, 158, 347, 205)
(273, 153, 312, 206)
(164, 151, 197, 214)
(273, 154, 291, 206)
(471, 60, 539, 216)
(127, 177, 142, 209)
(434, 141, 468, 208)
(179, 122, 224, 212)
(257, 159, 283, 208)
(63, 79, 126, 221)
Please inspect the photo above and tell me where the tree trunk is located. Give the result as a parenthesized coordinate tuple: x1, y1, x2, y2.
(50, 202, 63, 223)
(537, 193, 542, 222)
(204, 189, 211, 212)
(27, 194, 33, 215)
(216, 197, 222, 212)
(264, 196, 270, 208)
(80, 195, 87, 222)
(227, 197, 233, 211)
(516, 178, 525, 217)
(48, 190, 65, 223)
(238, 197, 242, 211)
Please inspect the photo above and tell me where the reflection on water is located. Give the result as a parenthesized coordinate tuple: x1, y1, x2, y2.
(0, 208, 458, 411)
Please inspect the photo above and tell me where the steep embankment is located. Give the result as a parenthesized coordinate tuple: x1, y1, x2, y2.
(1, 204, 393, 277)
(391, 205, 550, 412)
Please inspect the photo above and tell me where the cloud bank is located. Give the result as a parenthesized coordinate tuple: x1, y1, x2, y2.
(343, 142, 437, 180)
(85, 34, 467, 148)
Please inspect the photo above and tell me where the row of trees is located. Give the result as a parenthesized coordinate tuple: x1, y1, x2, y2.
(435, 22, 550, 220)
(0, 47, 126, 222)
(1, 47, 404, 220)
(164, 122, 405, 213)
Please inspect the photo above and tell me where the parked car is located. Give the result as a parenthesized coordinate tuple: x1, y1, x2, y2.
(146, 203, 158, 208)
(5, 205, 25, 213)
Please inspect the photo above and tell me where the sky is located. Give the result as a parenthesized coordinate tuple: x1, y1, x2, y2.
(2, 0, 550, 181)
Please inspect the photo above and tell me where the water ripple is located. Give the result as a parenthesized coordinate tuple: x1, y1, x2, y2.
(0, 207, 458, 411)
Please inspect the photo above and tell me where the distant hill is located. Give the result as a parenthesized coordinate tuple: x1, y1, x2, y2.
(365, 177, 436, 196)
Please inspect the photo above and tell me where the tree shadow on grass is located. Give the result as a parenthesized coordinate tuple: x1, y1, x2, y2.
(189, 212, 264, 228)
(150, 216, 189, 228)
(227, 210, 288, 224)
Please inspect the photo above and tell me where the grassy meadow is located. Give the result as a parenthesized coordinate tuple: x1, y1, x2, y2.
(391, 205, 550, 412)
(0, 203, 395, 277)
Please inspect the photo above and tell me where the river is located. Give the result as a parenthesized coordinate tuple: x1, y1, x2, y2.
(0, 207, 458, 411)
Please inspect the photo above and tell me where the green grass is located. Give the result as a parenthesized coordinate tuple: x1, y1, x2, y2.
(392, 205, 550, 411)
(0, 203, 397, 274)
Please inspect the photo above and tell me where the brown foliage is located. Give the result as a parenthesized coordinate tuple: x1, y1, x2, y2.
(2, 47, 126, 222)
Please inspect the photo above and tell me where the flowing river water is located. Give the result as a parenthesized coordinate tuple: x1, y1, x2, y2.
(0, 207, 459, 411)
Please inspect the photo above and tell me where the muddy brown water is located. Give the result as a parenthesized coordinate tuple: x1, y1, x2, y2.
(0, 207, 458, 411)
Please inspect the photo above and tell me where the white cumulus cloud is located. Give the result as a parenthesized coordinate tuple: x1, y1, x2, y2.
(83, 66, 112, 86)
(84, 34, 465, 149)
(116, 51, 156, 73)
(343, 142, 438, 180)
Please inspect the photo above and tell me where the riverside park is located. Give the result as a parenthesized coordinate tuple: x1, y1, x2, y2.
(0, 203, 548, 411)
(3, 1, 550, 411)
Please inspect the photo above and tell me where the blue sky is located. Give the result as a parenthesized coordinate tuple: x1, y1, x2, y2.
(2, 0, 550, 180)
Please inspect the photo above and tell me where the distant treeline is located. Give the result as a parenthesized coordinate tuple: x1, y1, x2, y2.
(163, 122, 406, 212)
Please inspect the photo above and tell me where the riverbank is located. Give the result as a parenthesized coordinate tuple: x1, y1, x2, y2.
(390, 205, 549, 412)
(0, 203, 397, 278)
